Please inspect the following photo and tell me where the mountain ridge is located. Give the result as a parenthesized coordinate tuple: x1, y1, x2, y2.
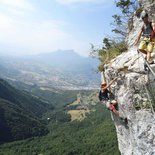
(24, 49, 99, 70)
(0, 50, 100, 89)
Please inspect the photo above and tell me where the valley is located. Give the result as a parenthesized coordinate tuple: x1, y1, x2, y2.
(0, 50, 120, 155)
(0, 50, 100, 90)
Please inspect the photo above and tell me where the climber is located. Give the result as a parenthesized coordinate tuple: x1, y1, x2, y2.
(99, 77, 128, 123)
(134, 11, 155, 64)
(99, 77, 119, 116)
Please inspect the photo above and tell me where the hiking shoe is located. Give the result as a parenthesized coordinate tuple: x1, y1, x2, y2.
(148, 56, 154, 64)
(124, 118, 128, 124)
(120, 117, 128, 124)
(148, 60, 154, 64)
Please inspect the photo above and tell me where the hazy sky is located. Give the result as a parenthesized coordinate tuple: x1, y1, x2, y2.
(0, 0, 120, 56)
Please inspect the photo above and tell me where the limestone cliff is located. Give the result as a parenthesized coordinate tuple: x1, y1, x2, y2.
(103, 1, 155, 154)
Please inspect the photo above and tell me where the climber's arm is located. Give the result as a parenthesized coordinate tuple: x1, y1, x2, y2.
(134, 28, 143, 46)
(103, 77, 117, 90)
(150, 22, 155, 41)
(152, 22, 155, 33)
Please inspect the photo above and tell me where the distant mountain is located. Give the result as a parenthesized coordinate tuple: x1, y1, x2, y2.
(0, 50, 100, 89)
(33, 50, 99, 71)
(0, 79, 53, 143)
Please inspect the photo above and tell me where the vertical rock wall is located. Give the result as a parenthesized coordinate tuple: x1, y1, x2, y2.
(103, 1, 155, 154)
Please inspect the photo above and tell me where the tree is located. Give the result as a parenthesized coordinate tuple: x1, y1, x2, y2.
(103, 38, 112, 49)
(112, 0, 139, 38)
(116, 0, 138, 15)
(111, 14, 128, 38)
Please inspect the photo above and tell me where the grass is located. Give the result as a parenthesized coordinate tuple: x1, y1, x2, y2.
(67, 110, 90, 121)
(96, 41, 128, 71)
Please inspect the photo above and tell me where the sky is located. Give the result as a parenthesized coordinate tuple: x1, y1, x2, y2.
(0, 0, 120, 57)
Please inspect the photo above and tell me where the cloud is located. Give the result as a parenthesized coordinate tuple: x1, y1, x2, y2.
(56, 0, 112, 5)
(0, 0, 90, 56)
(0, 0, 34, 11)
(0, 13, 89, 56)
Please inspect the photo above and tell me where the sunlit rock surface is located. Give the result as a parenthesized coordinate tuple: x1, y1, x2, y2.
(103, 1, 155, 154)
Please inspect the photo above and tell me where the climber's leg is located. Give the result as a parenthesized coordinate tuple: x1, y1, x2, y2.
(111, 100, 118, 110)
(146, 41, 155, 64)
(109, 104, 119, 116)
(138, 40, 147, 54)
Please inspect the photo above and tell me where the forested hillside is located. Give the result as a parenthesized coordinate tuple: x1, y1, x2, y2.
(7, 79, 93, 108)
(0, 78, 120, 154)
(0, 79, 53, 143)
(0, 104, 120, 155)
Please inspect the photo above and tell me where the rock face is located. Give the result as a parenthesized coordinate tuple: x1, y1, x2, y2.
(105, 48, 155, 155)
(103, 1, 155, 154)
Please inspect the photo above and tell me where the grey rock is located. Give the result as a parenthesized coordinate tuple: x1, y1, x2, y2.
(103, 1, 155, 154)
